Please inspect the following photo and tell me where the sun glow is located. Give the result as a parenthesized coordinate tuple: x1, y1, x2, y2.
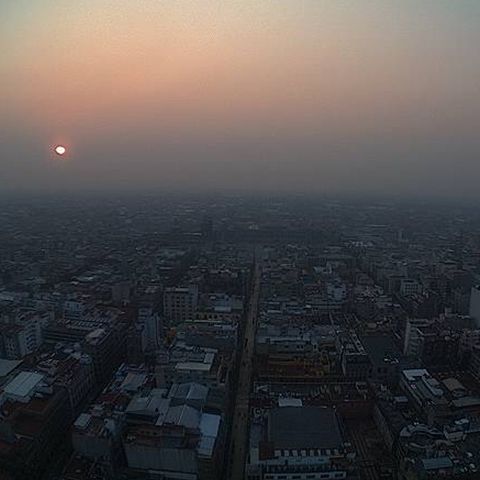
(54, 145, 66, 155)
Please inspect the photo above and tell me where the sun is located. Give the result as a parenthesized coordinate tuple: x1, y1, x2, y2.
(54, 145, 66, 155)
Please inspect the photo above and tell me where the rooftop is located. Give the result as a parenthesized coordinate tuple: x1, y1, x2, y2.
(268, 406, 343, 450)
(0, 359, 23, 378)
(3, 371, 45, 399)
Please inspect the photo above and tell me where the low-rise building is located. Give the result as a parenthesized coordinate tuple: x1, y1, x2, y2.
(0, 370, 70, 479)
(247, 406, 355, 480)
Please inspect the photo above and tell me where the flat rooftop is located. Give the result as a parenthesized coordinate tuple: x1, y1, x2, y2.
(268, 406, 343, 450)
(4, 371, 44, 398)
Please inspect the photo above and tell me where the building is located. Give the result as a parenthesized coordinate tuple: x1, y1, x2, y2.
(83, 327, 126, 389)
(168, 382, 209, 410)
(137, 305, 161, 350)
(164, 343, 225, 390)
(469, 285, 480, 327)
(360, 334, 407, 385)
(32, 347, 96, 418)
(246, 406, 355, 480)
(338, 331, 371, 379)
(63, 300, 89, 322)
(403, 319, 459, 366)
(400, 279, 422, 297)
(164, 286, 199, 325)
(123, 391, 223, 479)
(0, 371, 70, 479)
(0, 311, 45, 359)
(194, 293, 243, 325)
(111, 280, 131, 306)
(70, 363, 157, 475)
(373, 384, 480, 479)
(255, 325, 334, 379)
(399, 369, 448, 420)
(403, 319, 431, 357)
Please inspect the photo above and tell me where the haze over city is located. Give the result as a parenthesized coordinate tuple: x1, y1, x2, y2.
(2, 0, 480, 198)
(5, 3, 480, 480)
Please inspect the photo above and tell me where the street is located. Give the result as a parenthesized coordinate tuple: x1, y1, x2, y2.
(228, 260, 261, 480)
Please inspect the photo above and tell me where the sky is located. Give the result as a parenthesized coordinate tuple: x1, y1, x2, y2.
(1, 0, 480, 198)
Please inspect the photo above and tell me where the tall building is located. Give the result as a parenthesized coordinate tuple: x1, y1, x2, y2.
(403, 319, 459, 366)
(137, 305, 161, 350)
(403, 319, 431, 357)
(0, 311, 45, 359)
(112, 280, 131, 306)
(400, 278, 422, 297)
(83, 327, 126, 388)
(201, 215, 214, 240)
(469, 285, 480, 327)
(163, 285, 199, 325)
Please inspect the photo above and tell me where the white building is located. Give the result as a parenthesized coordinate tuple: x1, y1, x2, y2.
(0, 312, 45, 359)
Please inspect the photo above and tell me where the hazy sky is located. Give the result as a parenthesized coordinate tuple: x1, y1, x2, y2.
(2, 1, 480, 198)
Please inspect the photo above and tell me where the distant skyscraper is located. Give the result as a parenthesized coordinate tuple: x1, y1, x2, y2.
(201, 215, 213, 240)
(469, 285, 480, 327)
(112, 280, 131, 306)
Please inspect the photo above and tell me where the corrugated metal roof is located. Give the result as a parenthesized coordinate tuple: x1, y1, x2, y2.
(165, 404, 200, 429)
(127, 395, 170, 417)
(169, 382, 208, 401)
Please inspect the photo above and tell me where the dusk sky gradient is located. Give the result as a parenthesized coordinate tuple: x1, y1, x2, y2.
(2, 1, 480, 198)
